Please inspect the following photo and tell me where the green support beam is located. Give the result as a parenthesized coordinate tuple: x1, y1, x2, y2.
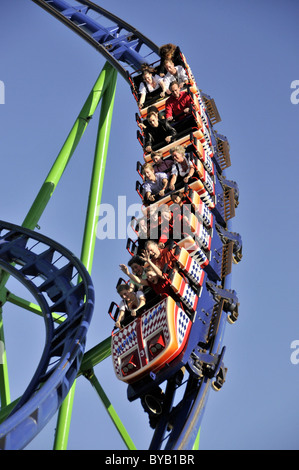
(78, 337, 111, 375)
(22, 62, 116, 232)
(0, 308, 10, 408)
(85, 369, 136, 450)
(0, 61, 135, 451)
(192, 428, 201, 450)
(7, 292, 65, 324)
(0, 62, 116, 297)
(53, 63, 118, 450)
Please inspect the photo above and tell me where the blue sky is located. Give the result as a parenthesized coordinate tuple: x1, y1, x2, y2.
(1, 0, 299, 450)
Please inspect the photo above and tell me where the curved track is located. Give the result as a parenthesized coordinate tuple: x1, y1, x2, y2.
(31, 0, 161, 79)
(0, 221, 94, 449)
(0, 0, 241, 450)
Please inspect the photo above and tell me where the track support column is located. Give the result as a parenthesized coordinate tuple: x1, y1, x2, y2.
(0, 307, 11, 408)
(85, 369, 136, 450)
(21, 61, 116, 232)
(53, 63, 117, 450)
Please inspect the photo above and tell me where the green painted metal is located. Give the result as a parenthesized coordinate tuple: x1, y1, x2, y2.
(0, 308, 10, 408)
(22, 62, 116, 233)
(0, 62, 116, 297)
(85, 369, 136, 450)
(80, 66, 117, 272)
(0, 398, 18, 425)
(53, 382, 76, 450)
(53, 63, 118, 450)
(0, 336, 111, 425)
(7, 292, 65, 324)
(192, 428, 201, 450)
(79, 337, 111, 374)
(0, 61, 135, 450)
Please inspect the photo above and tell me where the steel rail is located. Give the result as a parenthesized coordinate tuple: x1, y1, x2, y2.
(0, 221, 94, 449)
(9, 0, 241, 451)
(31, 0, 160, 81)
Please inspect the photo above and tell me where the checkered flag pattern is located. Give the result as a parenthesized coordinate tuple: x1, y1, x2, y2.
(187, 213, 211, 252)
(187, 257, 205, 286)
(203, 171, 215, 195)
(202, 152, 214, 176)
(201, 122, 212, 145)
(197, 200, 213, 228)
(181, 283, 198, 312)
(195, 223, 211, 252)
(175, 246, 205, 287)
(187, 190, 213, 229)
(197, 98, 209, 127)
(112, 321, 139, 375)
(201, 139, 214, 159)
(177, 309, 191, 347)
(192, 141, 214, 174)
(197, 187, 215, 209)
(182, 237, 209, 268)
(141, 302, 170, 344)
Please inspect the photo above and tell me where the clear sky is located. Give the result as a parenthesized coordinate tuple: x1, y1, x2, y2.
(0, 0, 299, 450)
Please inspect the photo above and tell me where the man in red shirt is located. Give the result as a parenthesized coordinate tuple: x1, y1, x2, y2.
(165, 81, 195, 134)
(145, 240, 174, 271)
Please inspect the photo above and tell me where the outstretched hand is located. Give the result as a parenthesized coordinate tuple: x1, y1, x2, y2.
(119, 264, 129, 276)
(140, 250, 151, 265)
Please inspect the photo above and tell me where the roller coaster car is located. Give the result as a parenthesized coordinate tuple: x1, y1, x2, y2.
(138, 100, 207, 156)
(142, 128, 213, 168)
(111, 296, 193, 384)
(128, 52, 197, 115)
(111, 229, 238, 387)
(139, 147, 236, 229)
(112, 237, 211, 384)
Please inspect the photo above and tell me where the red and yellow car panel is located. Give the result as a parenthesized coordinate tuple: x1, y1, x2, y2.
(111, 297, 192, 383)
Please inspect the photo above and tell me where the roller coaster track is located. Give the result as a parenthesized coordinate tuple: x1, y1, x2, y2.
(0, 0, 241, 450)
(0, 221, 94, 450)
(31, 0, 161, 79)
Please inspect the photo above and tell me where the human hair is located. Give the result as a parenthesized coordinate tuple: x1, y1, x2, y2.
(147, 109, 159, 119)
(141, 63, 156, 77)
(169, 80, 180, 91)
(159, 43, 177, 59)
(147, 105, 159, 115)
(128, 255, 145, 267)
(163, 58, 174, 67)
(151, 150, 163, 159)
(145, 240, 158, 249)
(116, 283, 130, 295)
(170, 144, 185, 156)
(170, 190, 183, 202)
(142, 162, 155, 175)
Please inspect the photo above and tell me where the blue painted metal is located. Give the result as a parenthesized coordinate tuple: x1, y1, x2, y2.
(0, 221, 94, 450)
(125, 83, 241, 448)
(31, 0, 160, 80)
(13, 0, 241, 450)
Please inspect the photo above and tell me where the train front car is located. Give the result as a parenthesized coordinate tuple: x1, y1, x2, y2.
(112, 296, 192, 383)
(111, 48, 241, 448)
